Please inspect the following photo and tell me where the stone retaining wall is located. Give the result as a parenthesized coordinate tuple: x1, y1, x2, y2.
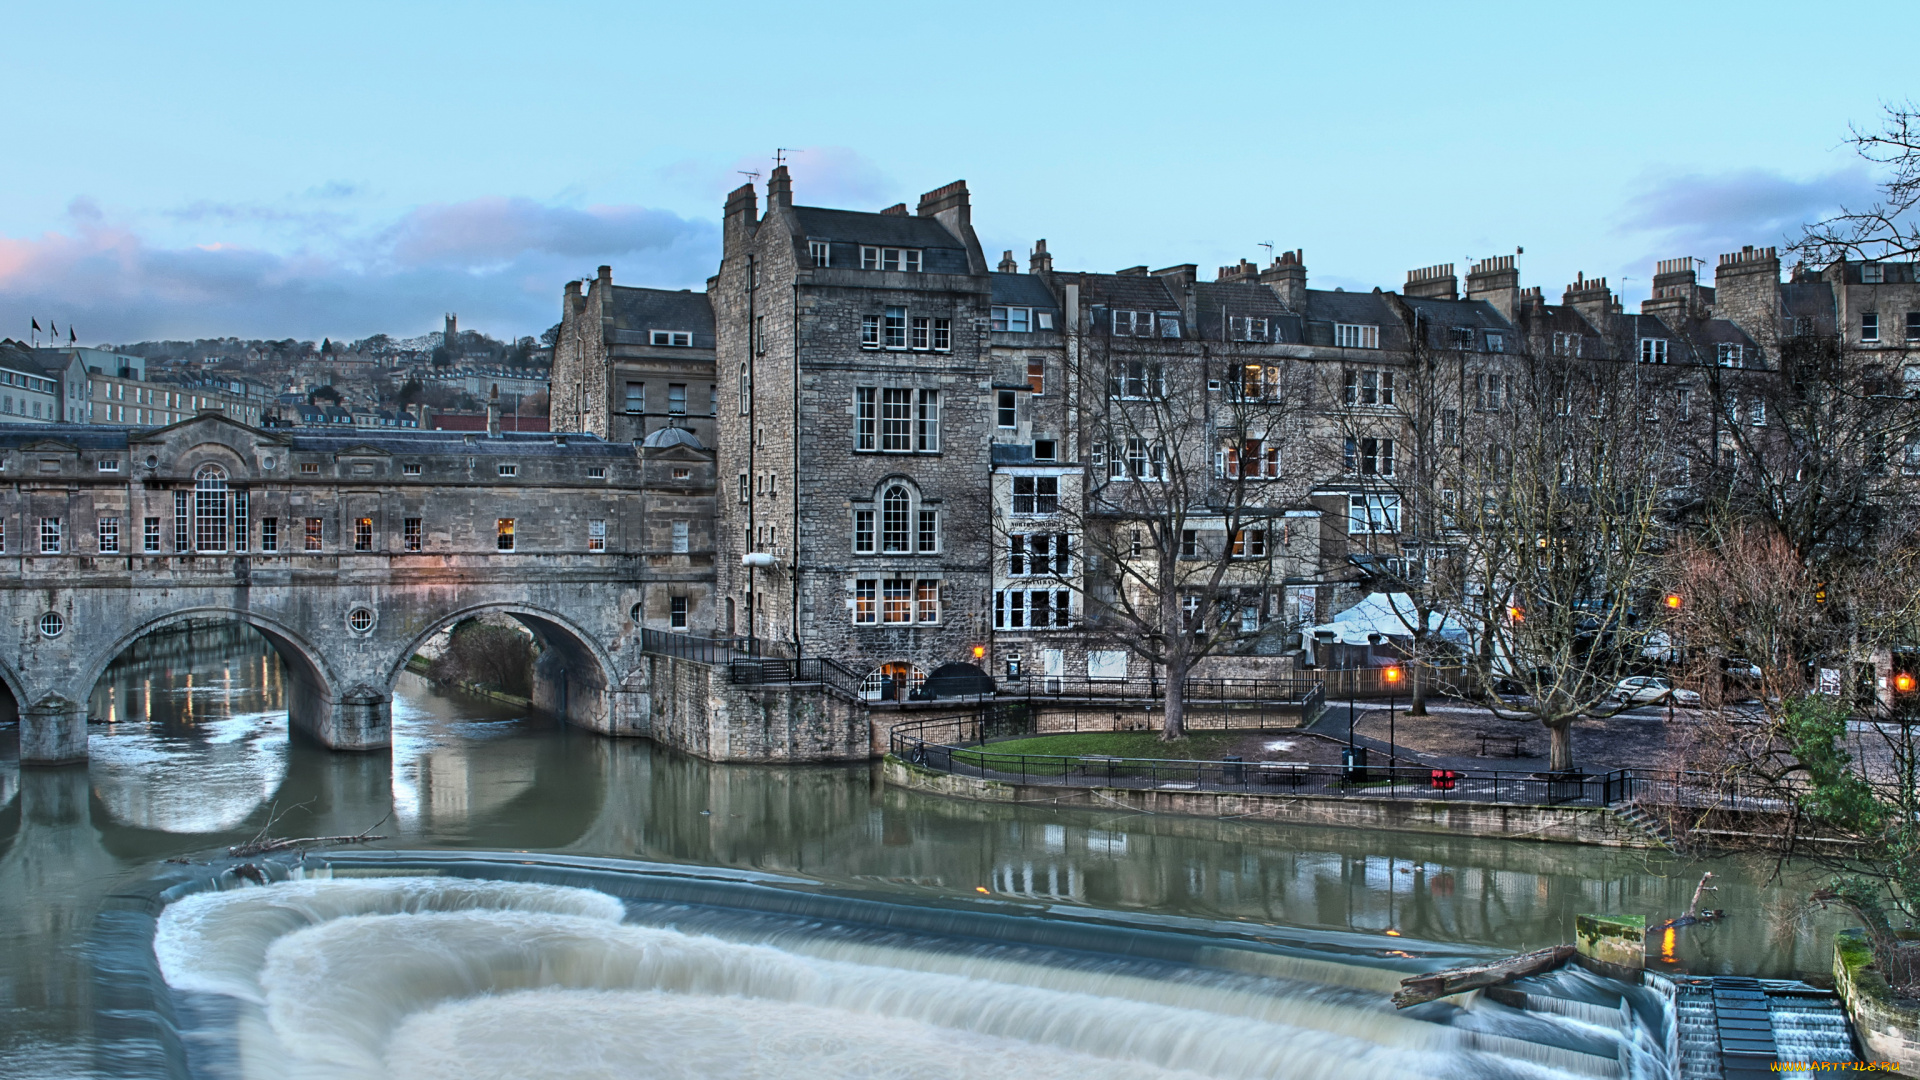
(1834, 929, 1920, 1070)
(882, 757, 1656, 847)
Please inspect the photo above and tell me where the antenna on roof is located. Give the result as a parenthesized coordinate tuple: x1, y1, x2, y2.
(774, 147, 802, 167)
(1257, 242, 1274, 260)
(738, 170, 761, 183)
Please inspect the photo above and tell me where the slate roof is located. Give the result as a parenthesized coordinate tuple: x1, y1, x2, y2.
(287, 429, 628, 458)
(1301, 290, 1409, 351)
(1781, 281, 1837, 332)
(0, 423, 132, 449)
(1193, 281, 1303, 343)
(1078, 273, 1181, 313)
(606, 287, 716, 349)
(989, 273, 1060, 310)
(790, 207, 963, 250)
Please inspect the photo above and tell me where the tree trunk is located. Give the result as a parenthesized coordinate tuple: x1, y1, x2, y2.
(1547, 721, 1575, 773)
(1409, 660, 1428, 716)
(1161, 662, 1187, 740)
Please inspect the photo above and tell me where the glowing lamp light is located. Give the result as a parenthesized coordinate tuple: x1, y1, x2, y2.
(1664, 593, 1683, 610)
(975, 886, 990, 894)
(1507, 605, 1525, 623)
(1384, 666, 1403, 684)
(972, 645, 986, 660)
(1384, 930, 1401, 937)
(1896, 672, 1916, 694)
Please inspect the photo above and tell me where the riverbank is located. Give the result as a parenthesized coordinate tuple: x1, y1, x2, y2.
(405, 654, 533, 710)
(883, 756, 1664, 848)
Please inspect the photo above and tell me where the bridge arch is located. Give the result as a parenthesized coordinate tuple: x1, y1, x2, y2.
(80, 607, 341, 748)
(389, 603, 619, 734)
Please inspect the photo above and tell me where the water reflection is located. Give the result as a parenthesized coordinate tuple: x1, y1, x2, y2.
(0, 622, 1862, 1074)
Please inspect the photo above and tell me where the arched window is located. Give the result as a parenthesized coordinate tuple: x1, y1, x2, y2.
(194, 464, 229, 552)
(881, 486, 911, 552)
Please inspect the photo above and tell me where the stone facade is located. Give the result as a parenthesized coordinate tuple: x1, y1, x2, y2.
(0, 414, 711, 763)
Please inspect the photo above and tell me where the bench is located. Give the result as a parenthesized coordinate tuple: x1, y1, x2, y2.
(1256, 761, 1311, 787)
(1477, 732, 1526, 758)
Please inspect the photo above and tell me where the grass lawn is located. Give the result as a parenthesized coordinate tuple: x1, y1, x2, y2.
(958, 731, 1247, 762)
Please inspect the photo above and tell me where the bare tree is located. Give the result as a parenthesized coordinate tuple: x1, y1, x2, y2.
(1449, 342, 1679, 772)
(1794, 101, 1920, 265)
(1020, 321, 1308, 740)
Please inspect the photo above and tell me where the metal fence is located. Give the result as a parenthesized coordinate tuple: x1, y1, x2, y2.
(727, 656, 868, 699)
(886, 711, 1795, 811)
(639, 629, 760, 664)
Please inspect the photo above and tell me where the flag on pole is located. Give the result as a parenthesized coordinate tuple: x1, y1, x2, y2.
(30, 319, 39, 332)
(49, 322, 57, 338)
(69, 327, 76, 343)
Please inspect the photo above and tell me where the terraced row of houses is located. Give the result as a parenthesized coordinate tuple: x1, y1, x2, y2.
(552, 167, 1920, 699)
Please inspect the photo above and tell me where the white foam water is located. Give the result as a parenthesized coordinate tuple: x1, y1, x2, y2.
(154, 876, 1597, 1080)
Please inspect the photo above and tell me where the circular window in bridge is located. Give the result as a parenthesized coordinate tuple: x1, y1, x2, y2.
(38, 612, 64, 638)
(630, 602, 643, 624)
(347, 607, 376, 634)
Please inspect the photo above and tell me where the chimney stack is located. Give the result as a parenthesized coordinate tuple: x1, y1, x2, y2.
(1217, 259, 1260, 284)
(486, 384, 501, 438)
(1562, 272, 1615, 325)
(1259, 249, 1307, 310)
(1029, 239, 1053, 275)
(1404, 264, 1458, 301)
(998, 250, 1018, 273)
(1465, 255, 1521, 322)
(723, 182, 759, 236)
(766, 165, 793, 208)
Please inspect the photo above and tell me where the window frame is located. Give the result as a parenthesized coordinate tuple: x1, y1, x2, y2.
(496, 518, 515, 552)
(404, 517, 423, 552)
(1334, 323, 1380, 349)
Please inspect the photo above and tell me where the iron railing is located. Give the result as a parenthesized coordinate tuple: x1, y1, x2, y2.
(886, 711, 1802, 811)
(640, 629, 760, 664)
(727, 655, 868, 699)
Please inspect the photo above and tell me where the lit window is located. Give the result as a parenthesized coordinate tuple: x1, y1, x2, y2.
(588, 519, 606, 552)
(1027, 358, 1044, 395)
(882, 579, 913, 623)
(354, 517, 372, 551)
(1230, 529, 1267, 558)
(853, 580, 876, 624)
(300, 462, 319, 475)
(404, 518, 422, 551)
(916, 581, 941, 623)
(302, 517, 321, 551)
(496, 518, 515, 551)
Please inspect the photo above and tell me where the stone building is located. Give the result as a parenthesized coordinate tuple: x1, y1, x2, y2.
(544, 167, 1920, 717)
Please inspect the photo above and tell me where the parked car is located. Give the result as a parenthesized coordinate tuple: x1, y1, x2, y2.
(1607, 676, 1700, 706)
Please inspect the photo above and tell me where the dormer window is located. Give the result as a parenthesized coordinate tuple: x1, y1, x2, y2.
(1335, 323, 1380, 349)
(1112, 310, 1153, 337)
(1228, 316, 1269, 342)
(860, 247, 922, 272)
(1716, 343, 1743, 367)
(808, 240, 830, 267)
(1639, 338, 1670, 364)
(1862, 263, 1884, 284)
(650, 331, 693, 347)
(992, 307, 1032, 332)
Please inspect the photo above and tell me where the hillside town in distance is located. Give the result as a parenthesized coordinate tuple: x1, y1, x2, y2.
(0, 312, 555, 435)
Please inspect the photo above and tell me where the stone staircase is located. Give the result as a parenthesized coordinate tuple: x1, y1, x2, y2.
(1609, 800, 1678, 850)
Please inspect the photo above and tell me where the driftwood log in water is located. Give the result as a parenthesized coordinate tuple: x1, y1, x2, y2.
(225, 811, 390, 858)
(1391, 945, 1577, 1008)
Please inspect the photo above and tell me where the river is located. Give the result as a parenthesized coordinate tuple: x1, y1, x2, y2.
(0, 622, 1851, 1077)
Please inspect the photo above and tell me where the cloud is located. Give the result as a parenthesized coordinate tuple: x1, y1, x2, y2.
(1614, 166, 1874, 256)
(0, 195, 718, 342)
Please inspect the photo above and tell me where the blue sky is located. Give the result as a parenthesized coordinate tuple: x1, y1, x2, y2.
(1, 0, 1910, 344)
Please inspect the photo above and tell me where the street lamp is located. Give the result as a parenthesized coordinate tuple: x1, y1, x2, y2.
(1384, 665, 1403, 783)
